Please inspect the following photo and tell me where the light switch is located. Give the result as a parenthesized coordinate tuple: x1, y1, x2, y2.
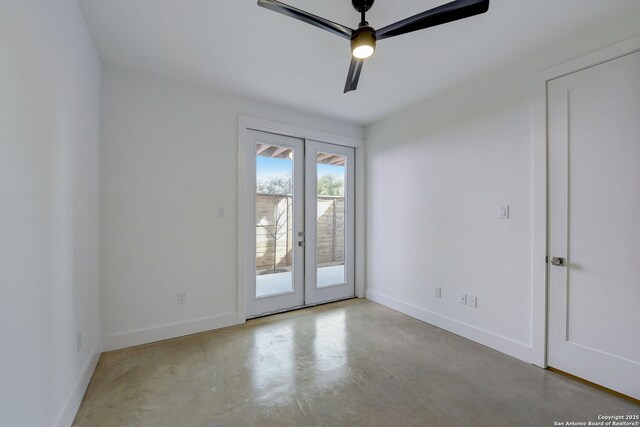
(499, 205, 510, 219)
(434, 287, 442, 298)
(177, 292, 187, 304)
(218, 206, 226, 218)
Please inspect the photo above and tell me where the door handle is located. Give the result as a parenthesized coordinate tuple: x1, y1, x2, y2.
(550, 257, 565, 266)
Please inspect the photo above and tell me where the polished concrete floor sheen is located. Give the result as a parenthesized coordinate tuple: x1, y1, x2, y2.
(74, 300, 639, 426)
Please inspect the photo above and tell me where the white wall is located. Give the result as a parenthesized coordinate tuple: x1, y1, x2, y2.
(365, 12, 640, 363)
(0, 1, 101, 426)
(100, 66, 364, 350)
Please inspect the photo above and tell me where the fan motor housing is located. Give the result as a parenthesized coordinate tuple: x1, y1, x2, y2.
(352, 0, 375, 13)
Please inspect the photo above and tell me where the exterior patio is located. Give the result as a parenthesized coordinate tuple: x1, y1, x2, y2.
(256, 265, 346, 297)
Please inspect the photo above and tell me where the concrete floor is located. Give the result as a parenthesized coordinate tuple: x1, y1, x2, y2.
(74, 300, 639, 426)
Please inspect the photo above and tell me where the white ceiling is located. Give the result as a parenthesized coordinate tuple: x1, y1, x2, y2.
(77, 0, 640, 125)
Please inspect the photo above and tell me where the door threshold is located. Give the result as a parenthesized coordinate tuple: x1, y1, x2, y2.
(547, 367, 640, 404)
(246, 296, 356, 320)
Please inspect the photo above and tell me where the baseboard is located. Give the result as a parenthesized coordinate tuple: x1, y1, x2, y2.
(56, 339, 101, 427)
(102, 312, 238, 352)
(366, 289, 532, 363)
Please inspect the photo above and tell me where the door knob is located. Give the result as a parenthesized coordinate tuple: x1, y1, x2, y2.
(550, 257, 565, 266)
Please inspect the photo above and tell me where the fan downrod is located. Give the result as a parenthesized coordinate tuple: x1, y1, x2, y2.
(351, 0, 375, 13)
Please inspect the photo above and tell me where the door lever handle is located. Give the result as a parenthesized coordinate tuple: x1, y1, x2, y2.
(550, 257, 565, 266)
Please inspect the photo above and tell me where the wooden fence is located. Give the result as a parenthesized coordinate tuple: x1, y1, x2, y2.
(256, 194, 344, 272)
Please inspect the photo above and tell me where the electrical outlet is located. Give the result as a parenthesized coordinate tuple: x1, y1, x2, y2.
(177, 292, 187, 304)
(459, 293, 467, 305)
(434, 286, 442, 298)
(76, 331, 82, 352)
(468, 295, 477, 308)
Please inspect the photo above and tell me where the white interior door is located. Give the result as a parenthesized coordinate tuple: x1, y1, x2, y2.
(246, 130, 305, 317)
(304, 141, 355, 305)
(547, 50, 640, 400)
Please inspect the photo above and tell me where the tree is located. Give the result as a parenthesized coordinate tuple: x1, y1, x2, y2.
(257, 197, 290, 273)
(257, 174, 344, 196)
(257, 176, 292, 195)
(317, 174, 344, 196)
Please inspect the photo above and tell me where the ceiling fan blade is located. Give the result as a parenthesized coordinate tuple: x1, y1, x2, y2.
(376, 0, 489, 40)
(258, 0, 354, 40)
(344, 57, 364, 93)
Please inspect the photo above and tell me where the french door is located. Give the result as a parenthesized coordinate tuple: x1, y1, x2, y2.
(246, 130, 355, 318)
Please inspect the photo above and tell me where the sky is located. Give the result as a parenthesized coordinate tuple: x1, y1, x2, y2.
(256, 156, 344, 181)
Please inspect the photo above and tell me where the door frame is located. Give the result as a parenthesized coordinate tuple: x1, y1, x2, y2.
(531, 35, 640, 368)
(237, 115, 365, 323)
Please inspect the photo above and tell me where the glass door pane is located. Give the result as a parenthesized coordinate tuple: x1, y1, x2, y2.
(256, 143, 294, 297)
(316, 152, 346, 288)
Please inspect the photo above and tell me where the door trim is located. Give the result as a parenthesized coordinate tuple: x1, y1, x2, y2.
(531, 35, 640, 368)
(237, 115, 365, 324)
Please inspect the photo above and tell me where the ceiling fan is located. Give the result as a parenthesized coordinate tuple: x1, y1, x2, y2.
(257, 0, 490, 93)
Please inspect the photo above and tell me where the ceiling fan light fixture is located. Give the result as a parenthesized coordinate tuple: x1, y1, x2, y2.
(258, 0, 491, 92)
(351, 27, 376, 59)
(353, 44, 374, 59)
